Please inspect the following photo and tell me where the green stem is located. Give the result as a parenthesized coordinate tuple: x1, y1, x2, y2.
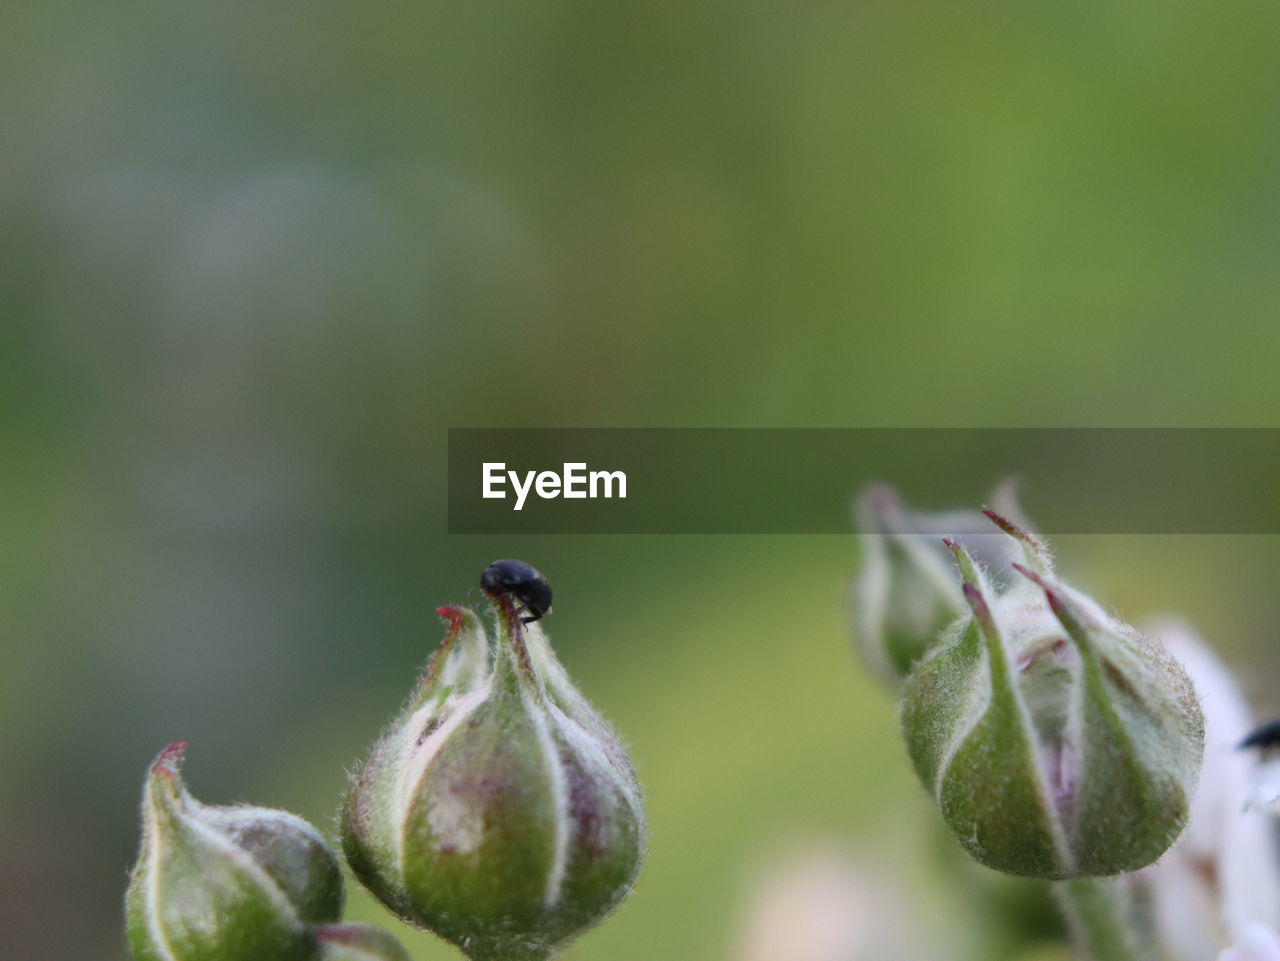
(1054, 878, 1144, 961)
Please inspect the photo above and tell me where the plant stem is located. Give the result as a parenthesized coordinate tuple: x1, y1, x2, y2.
(1054, 878, 1144, 961)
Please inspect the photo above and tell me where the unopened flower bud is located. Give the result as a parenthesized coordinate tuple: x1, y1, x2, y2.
(900, 513, 1203, 880)
(315, 924, 412, 961)
(341, 564, 646, 961)
(852, 482, 1030, 683)
(125, 742, 344, 961)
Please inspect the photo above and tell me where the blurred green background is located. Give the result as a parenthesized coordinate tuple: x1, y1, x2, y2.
(4, 0, 1280, 958)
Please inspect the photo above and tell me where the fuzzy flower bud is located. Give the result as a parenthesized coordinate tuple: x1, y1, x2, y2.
(341, 563, 646, 961)
(900, 512, 1204, 880)
(125, 742, 344, 961)
(852, 482, 1031, 683)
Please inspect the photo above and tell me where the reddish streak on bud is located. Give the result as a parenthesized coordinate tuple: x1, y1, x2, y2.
(961, 582, 995, 632)
(508, 618, 538, 686)
(1014, 637, 1073, 673)
(315, 926, 362, 946)
(563, 755, 609, 859)
(982, 509, 1047, 553)
(152, 741, 188, 778)
(941, 537, 959, 550)
(421, 607, 473, 691)
(1012, 563, 1082, 632)
(436, 606, 468, 627)
(487, 591, 538, 685)
(1043, 590, 1073, 626)
(1010, 562, 1047, 590)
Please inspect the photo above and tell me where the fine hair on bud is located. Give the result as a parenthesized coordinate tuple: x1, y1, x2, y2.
(851, 482, 1034, 684)
(900, 512, 1204, 880)
(125, 743, 345, 961)
(341, 565, 646, 961)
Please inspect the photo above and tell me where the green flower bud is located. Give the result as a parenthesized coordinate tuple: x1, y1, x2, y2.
(125, 742, 344, 961)
(852, 482, 1030, 683)
(900, 513, 1203, 880)
(342, 578, 646, 961)
(315, 924, 413, 961)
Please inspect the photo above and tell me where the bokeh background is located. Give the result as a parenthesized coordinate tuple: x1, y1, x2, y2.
(4, 0, 1280, 959)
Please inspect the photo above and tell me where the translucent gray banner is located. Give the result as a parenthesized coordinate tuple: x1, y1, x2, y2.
(447, 429, 1280, 533)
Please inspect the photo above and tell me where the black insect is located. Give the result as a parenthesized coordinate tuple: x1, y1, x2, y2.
(481, 559, 553, 624)
(1240, 717, 1280, 751)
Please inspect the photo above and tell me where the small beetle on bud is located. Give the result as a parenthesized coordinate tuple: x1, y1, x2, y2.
(481, 559, 554, 624)
(1237, 718, 1280, 816)
(341, 565, 645, 961)
(125, 743, 345, 961)
(1240, 719, 1280, 752)
(899, 510, 1204, 880)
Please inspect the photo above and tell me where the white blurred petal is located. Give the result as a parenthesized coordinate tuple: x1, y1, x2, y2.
(736, 846, 931, 961)
(1142, 618, 1280, 960)
(1219, 923, 1280, 961)
(1247, 761, 1280, 816)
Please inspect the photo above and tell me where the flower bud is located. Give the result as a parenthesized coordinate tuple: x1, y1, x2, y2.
(126, 742, 344, 961)
(852, 482, 1030, 683)
(900, 513, 1204, 880)
(315, 924, 412, 961)
(341, 573, 646, 961)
